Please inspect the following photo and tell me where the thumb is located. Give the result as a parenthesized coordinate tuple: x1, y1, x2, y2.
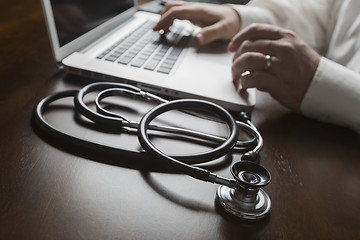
(195, 21, 225, 45)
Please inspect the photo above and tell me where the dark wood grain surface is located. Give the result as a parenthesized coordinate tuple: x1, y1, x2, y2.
(1, 0, 360, 239)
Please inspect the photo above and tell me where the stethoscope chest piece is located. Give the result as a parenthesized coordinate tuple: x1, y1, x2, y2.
(216, 161, 271, 220)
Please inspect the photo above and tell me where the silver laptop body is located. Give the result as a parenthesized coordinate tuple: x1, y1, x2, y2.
(41, 0, 255, 112)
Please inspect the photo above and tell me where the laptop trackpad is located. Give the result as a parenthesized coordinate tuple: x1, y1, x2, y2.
(195, 41, 233, 65)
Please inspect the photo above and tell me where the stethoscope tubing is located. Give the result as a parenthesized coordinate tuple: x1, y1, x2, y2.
(137, 99, 239, 183)
(95, 88, 258, 150)
(33, 82, 263, 184)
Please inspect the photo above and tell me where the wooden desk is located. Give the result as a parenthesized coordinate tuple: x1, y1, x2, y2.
(1, 0, 360, 239)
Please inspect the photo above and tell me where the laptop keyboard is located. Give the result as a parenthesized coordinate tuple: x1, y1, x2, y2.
(96, 21, 193, 74)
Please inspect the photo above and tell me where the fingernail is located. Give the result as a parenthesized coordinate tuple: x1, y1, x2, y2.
(227, 42, 234, 52)
(232, 74, 239, 83)
(196, 33, 205, 45)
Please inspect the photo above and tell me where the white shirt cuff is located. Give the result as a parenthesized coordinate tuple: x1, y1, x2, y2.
(230, 4, 276, 29)
(300, 57, 360, 133)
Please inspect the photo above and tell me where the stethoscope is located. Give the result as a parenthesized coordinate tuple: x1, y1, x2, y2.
(33, 82, 271, 220)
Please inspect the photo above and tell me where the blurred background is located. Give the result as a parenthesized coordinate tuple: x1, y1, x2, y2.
(139, 0, 251, 13)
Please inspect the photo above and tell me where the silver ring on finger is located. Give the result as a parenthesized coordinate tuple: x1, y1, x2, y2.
(264, 55, 272, 72)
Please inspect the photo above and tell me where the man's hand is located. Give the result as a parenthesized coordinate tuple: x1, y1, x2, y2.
(153, 1, 241, 45)
(229, 23, 321, 110)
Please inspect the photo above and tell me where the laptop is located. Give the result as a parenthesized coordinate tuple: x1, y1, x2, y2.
(41, 0, 255, 112)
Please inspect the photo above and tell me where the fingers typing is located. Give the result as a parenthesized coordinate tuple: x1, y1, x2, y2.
(228, 23, 290, 52)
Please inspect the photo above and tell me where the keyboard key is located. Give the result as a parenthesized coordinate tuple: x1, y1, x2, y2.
(98, 19, 192, 73)
(105, 55, 119, 62)
(144, 59, 161, 70)
(97, 53, 107, 59)
(131, 57, 147, 68)
(160, 61, 174, 68)
(118, 55, 133, 65)
(157, 66, 172, 74)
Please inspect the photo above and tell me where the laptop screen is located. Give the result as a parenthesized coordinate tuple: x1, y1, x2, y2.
(50, 0, 134, 47)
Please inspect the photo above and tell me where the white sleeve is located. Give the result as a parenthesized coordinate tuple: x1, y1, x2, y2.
(231, 0, 360, 133)
(300, 57, 360, 133)
(231, 0, 331, 53)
